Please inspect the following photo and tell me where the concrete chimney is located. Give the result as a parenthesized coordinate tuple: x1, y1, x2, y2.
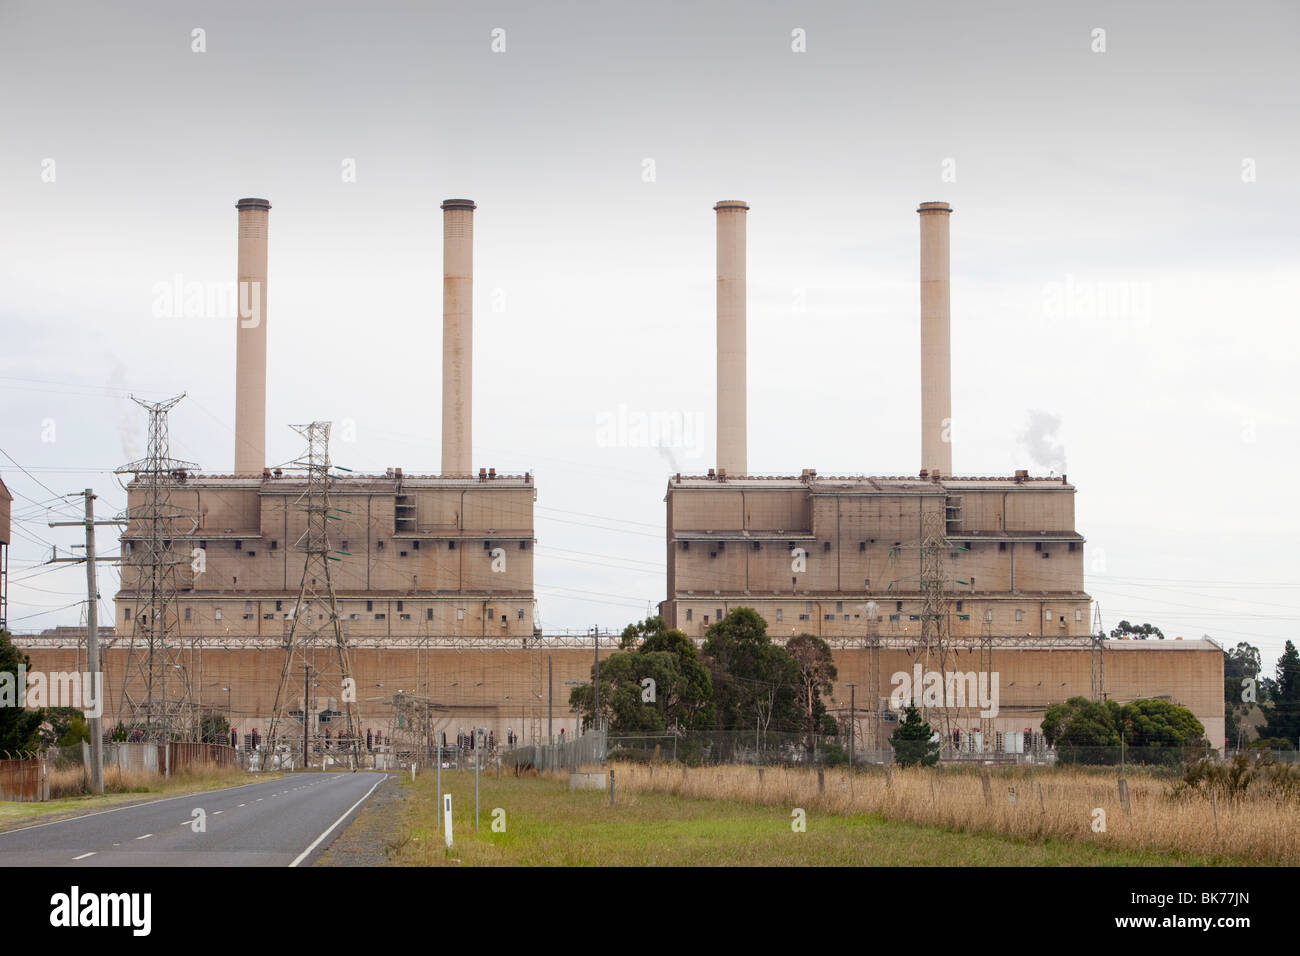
(441, 199, 476, 476)
(918, 201, 953, 477)
(234, 198, 271, 475)
(715, 200, 749, 476)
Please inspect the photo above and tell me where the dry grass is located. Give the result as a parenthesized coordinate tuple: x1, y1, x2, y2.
(1, 764, 274, 829)
(612, 762, 1299, 865)
(47, 761, 251, 798)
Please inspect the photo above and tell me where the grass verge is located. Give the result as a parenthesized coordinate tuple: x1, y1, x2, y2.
(377, 764, 1275, 866)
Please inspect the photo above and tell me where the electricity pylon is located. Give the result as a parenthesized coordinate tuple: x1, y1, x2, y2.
(115, 394, 200, 741)
(265, 423, 360, 770)
(919, 507, 955, 751)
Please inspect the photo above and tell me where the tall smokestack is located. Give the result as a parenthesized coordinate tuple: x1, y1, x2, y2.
(715, 200, 748, 476)
(441, 199, 476, 476)
(234, 198, 270, 475)
(918, 201, 953, 477)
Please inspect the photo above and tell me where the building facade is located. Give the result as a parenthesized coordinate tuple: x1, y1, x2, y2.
(662, 470, 1091, 641)
(115, 470, 537, 641)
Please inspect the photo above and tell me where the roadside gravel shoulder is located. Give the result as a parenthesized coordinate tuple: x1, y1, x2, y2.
(314, 774, 408, 866)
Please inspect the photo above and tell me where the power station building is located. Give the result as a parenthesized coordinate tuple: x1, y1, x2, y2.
(664, 200, 1090, 640)
(115, 197, 537, 645)
(660, 198, 1222, 747)
(13, 194, 1225, 753)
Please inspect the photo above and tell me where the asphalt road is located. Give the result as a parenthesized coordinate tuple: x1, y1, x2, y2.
(0, 772, 392, 867)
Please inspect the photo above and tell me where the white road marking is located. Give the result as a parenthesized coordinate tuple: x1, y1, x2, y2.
(72, 852, 96, 860)
(136, 834, 152, 840)
(238, 803, 246, 807)
(0, 779, 269, 837)
(214, 810, 224, 815)
(289, 776, 387, 868)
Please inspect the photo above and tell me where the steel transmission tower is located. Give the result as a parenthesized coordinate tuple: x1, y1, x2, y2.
(265, 423, 361, 770)
(115, 394, 201, 742)
(918, 508, 955, 751)
(979, 608, 995, 752)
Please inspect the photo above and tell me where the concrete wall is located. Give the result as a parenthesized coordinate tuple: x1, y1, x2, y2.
(19, 639, 1224, 751)
(663, 475, 1091, 639)
(116, 474, 537, 639)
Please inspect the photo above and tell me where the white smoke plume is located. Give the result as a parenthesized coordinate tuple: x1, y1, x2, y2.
(1017, 410, 1067, 475)
(106, 358, 143, 463)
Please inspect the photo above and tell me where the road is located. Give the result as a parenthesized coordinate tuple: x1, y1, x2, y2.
(0, 772, 391, 867)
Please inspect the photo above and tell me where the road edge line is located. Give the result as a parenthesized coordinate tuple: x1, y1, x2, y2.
(288, 775, 389, 868)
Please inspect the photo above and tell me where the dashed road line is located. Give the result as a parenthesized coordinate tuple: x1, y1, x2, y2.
(72, 852, 95, 860)
(136, 834, 152, 840)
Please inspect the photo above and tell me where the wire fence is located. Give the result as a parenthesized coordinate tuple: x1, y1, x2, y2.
(594, 732, 1295, 770)
(503, 729, 608, 773)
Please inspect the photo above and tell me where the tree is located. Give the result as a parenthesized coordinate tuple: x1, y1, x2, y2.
(0, 630, 43, 753)
(1224, 641, 1265, 746)
(1044, 695, 1207, 764)
(38, 707, 90, 748)
(1042, 696, 1120, 764)
(890, 706, 940, 767)
(637, 626, 714, 732)
(1110, 620, 1165, 640)
(1117, 698, 1206, 749)
(701, 608, 800, 736)
(785, 634, 837, 748)
(569, 618, 713, 735)
(200, 711, 231, 744)
(618, 615, 669, 650)
(1261, 641, 1300, 745)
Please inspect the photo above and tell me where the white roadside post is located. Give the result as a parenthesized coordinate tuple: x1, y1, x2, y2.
(443, 793, 453, 847)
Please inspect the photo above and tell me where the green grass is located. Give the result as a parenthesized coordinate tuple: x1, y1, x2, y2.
(384, 769, 1234, 867)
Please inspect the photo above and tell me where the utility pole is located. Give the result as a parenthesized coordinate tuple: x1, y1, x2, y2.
(593, 626, 600, 734)
(303, 664, 311, 771)
(548, 654, 553, 744)
(49, 489, 124, 796)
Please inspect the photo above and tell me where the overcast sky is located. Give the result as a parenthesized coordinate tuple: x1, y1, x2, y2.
(1, 0, 1296, 664)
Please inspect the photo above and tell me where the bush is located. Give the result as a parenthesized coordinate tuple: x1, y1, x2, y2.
(821, 742, 849, 767)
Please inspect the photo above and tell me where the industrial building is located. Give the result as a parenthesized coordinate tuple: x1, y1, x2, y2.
(660, 198, 1222, 747)
(11, 194, 1224, 754)
(116, 197, 538, 644)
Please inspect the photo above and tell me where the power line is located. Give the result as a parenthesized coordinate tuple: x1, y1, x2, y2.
(0, 445, 68, 501)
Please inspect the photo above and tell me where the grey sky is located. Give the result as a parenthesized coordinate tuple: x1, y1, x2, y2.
(2, 0, 1297, 661)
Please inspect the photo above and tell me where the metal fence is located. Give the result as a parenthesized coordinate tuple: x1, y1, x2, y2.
(168, 741, 236, 772)
(1, 739, 241, 802)
(0, 752, 49, 801)
(503, 729, 607, 773)
(594, 732, 1274, 769)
